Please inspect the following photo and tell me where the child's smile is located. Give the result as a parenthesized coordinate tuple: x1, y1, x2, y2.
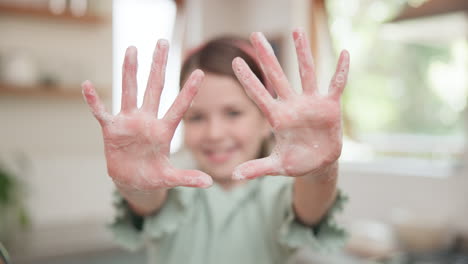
(183, 73, 270, 187)
(203, 145, 239, 164)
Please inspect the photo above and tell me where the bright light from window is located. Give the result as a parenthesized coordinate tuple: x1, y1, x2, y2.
(328, 0, 468, 177)
(429, 40, 468, 112)
(113, 0, 183, 152)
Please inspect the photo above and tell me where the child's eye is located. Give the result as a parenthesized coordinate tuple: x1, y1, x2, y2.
(227, 111, 242, 117)
(186, 115, 203, 122)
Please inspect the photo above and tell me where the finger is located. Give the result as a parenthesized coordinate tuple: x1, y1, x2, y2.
(141, 39, 169, 115)
(169, 169, 213, 188)
(293, 28, 318, 95)
(232, 57, 276, 124)
(250, 32, 293, 99)
(121, 46, 138, 113)
(163, 69, 204, 131)
(328, 50, 350, 100)
(82, 80, 112, 126)
(232, 156, 283, 180)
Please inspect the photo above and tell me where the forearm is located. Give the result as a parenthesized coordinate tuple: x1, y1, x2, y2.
(292, 161, 339, 226)
(115, 182, 168, 217)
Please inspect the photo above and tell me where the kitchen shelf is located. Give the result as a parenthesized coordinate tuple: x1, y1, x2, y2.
(0, 3, 107, 24)
(0, 83, 109, 99)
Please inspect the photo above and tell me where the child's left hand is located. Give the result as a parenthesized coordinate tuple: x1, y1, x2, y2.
(232, 28, 349, 180)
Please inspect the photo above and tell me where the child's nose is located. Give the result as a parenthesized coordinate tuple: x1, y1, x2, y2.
(206, 117, 226, 141)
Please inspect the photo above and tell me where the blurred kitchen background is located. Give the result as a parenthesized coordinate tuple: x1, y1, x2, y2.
(0, 0, 467, 263)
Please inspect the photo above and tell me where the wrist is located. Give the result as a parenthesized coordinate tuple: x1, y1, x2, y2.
(301, 160, 339, 183)
(114, 179, 167, 195)
(114, 181, 169, 216)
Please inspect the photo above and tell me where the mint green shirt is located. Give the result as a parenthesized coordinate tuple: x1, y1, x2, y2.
(110, 152, 347, 264)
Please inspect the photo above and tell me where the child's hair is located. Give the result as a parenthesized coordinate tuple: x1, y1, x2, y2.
(180, 36, 266, 91)
(180, 36, 274, 158)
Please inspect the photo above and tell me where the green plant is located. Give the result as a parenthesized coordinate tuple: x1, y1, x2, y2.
(0, 162, 29, 242)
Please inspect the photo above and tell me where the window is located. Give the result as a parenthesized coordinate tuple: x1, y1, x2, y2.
(327, 0, 468, 176)
(112, 0, 183, 152)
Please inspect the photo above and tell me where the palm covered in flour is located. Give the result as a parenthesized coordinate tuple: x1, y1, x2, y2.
(82, 40, 212, 191)
(232, 29, 350, 180)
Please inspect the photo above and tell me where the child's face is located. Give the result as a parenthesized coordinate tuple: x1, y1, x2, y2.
(183, 73, 270, 184)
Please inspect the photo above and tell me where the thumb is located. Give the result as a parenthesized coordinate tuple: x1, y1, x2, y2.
(233, 156, 283, 180)
(172, 169, 213, 188)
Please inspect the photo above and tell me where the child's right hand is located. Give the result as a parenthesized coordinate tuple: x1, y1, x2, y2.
(82, 40, 213, 192)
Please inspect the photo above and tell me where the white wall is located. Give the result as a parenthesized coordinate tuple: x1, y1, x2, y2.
(0, 1, 114, 228)
(0, 99, 114, 227)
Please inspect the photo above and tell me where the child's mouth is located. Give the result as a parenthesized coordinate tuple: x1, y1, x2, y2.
(204, 146, 237, 164)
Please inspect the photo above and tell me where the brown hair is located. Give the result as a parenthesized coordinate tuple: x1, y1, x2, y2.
(180, 36, 273, 158)
(180, 36, 265, 88)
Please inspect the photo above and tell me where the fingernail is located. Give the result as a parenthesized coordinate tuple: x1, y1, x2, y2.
(127, 45, 137, 55)
(343, 50, 350, 60)
(251, 32, 274, 55)
(158, 39, 169, 48)
(232, 57, 241, 66)
(249, 32, 259, 41)
(200, 177, 213, 187)
(293, 27, 305, 34)
(232, 58, 245, 75)
(191, 71, 204, 87)
(194, 69, 204, 77)
(292, 28, 304, 41)
(81, 80, 90, 87)
(258, 33, 274, 54)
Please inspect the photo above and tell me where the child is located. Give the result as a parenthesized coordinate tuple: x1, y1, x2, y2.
(82, 28, 349, 264)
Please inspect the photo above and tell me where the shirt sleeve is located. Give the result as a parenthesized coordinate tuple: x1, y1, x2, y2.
(108, 187, 196, 251)
(270, 180, 348, 253)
